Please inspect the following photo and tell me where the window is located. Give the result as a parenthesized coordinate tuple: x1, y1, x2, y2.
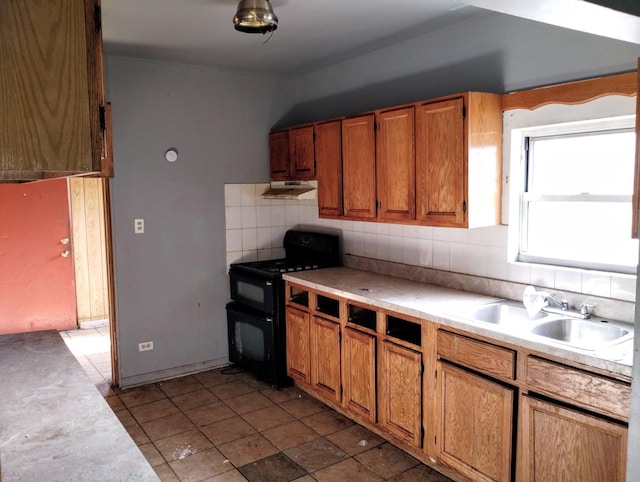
(518, 117, 638, 274)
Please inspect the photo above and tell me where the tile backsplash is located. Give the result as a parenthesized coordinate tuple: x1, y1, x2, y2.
(225, 183, 637, 313)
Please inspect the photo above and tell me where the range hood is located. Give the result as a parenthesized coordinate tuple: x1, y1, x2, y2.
(261, 180, 317, 200)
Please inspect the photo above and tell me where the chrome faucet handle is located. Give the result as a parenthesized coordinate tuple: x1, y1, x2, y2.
(579, 303, 596, 316)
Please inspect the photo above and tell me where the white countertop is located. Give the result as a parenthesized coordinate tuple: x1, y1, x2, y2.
(283, 267, 633, 379)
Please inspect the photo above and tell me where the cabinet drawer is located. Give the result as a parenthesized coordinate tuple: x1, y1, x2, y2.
(437, 330, 515, 380)
(525, 356, 630, 421)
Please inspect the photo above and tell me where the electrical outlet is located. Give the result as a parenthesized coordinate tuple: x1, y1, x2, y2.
(138, 341, 153, 352)
(134, 218, 145, 234)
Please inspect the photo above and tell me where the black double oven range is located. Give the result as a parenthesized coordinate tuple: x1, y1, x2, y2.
(226, 229, 340, 386)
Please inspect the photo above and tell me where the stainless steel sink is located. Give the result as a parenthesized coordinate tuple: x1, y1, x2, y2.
(530, 318, 633, 351)
(449, 300, 547, 325)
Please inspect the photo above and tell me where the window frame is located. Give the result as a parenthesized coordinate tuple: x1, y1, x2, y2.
(515, 115, 637, 274)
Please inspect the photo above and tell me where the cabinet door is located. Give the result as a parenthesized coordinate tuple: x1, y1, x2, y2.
(310, 315, 341, 402)
(342, 327, 377, 423)
(379, 341, 422, 447)
(289, 125, 315, 180)
(520, 395, 627, 482)
(0, 0, 106, 180)
(285, 306, 310, 383)
(376, 107, 415, 222)
(416, 98, 466, 227)
(315, 120, 343, 217)
(438, 361, 513, 482)
(269, 130, 290, 180)
(342, 115, 377, 219)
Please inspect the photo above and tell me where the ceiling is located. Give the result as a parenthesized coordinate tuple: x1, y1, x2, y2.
(101, 0, 486, 75)
(101, 0, 640, 76)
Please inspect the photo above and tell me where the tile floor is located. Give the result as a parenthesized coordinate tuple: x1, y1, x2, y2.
(61, 328, 453, 482)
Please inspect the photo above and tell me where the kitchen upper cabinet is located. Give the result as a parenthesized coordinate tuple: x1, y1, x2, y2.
(285, 306, 310, 383)
(376, 107, 416, 222)
(315, 120, 343, 217)
(520, 396, 627, 482)
(269, 126, 315, 180)
(342, 115, 377, 219)
(342, 326, 377, 423)
(269, 130, 290, 180)
(416, 92, 502, 228)
(438, 361, 514, 482)
(0, 0, 112, 181)
(378, 340, 422, 447)
(289, 125, 315, 180)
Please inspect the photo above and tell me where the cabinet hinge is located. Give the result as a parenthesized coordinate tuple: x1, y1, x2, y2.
(462, 200, 467, 214)
(462, 105, 466, 119)
(99, 105, 106, 131)
(94, 3, 102, 32)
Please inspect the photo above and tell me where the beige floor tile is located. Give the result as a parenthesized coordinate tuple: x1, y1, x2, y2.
(129, 398, 180, 424)
(153, 463, 180, 482)
(113, 408, 137, 428)
(185, 401, 236, 427)
(194, 369, 238, 388)
(260, 386, 304, 404)
(387, 464, 454, 482)
(209, 380, 256, 400)
(119, 384, 166, 408)
(158, 375, 204, 397)
(154, 428, 214, 462)
(140, 412, 197, 441)
(224, 391, 274, 415)
(284, 438, 348, 473)
(169, 447, 233, 482)
(125, 423, 151, 446)
(261, 420, 319, 451)
(204, 468, 248, 482)
(355, 443, 420, 479)
(313, 457, 384, 482)
(279, 394, 328, 419)
(326, 424, 385, 456)
(200, 416, 257, 446)
(138, 442, 166, 467)
(171, 388, 220, 411)
(241, 405, 296, 432)
(218, 433, 280, 467)
(300, 409, 353, 436)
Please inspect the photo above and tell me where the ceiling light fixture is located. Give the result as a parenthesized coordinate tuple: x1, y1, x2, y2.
(233, 0, 278, 34)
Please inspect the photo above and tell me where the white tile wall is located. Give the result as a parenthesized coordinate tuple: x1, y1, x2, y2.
(224, 183, 637, 303)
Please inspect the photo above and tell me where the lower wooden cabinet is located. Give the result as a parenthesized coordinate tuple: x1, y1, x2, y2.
(520, 395, 627, 482)
(310, 315, 341, 403)
(285, 306, 310, 383)
(438, 361, 514, 482)
(342, 326, 377, 423)
(378, 340, 422, 447)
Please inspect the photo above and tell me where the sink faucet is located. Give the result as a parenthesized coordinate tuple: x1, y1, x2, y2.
(544, 294, 569, 311)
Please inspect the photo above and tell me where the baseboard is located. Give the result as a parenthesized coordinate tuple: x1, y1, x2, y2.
(79, 318, 109, 329)
(118, 357, 230, 389)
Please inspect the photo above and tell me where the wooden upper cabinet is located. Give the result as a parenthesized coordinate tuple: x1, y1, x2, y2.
(0, 0, 111, 180)
(633, 58, 640, 238)
(342, 115, 377, 219)
(289, 125, 315, 180)
(376, 107, 416, 222)
(315, 120, 343, 217)
(269, 130, 290, 180)
(416, 93, 502, 228)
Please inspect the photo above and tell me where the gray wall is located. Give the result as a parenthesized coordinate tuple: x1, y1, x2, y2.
(105, 56, 294, 387)
(284, 12, 639, 125)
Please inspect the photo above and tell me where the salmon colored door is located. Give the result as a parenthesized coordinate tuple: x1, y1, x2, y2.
(0, 178, 77, 334)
